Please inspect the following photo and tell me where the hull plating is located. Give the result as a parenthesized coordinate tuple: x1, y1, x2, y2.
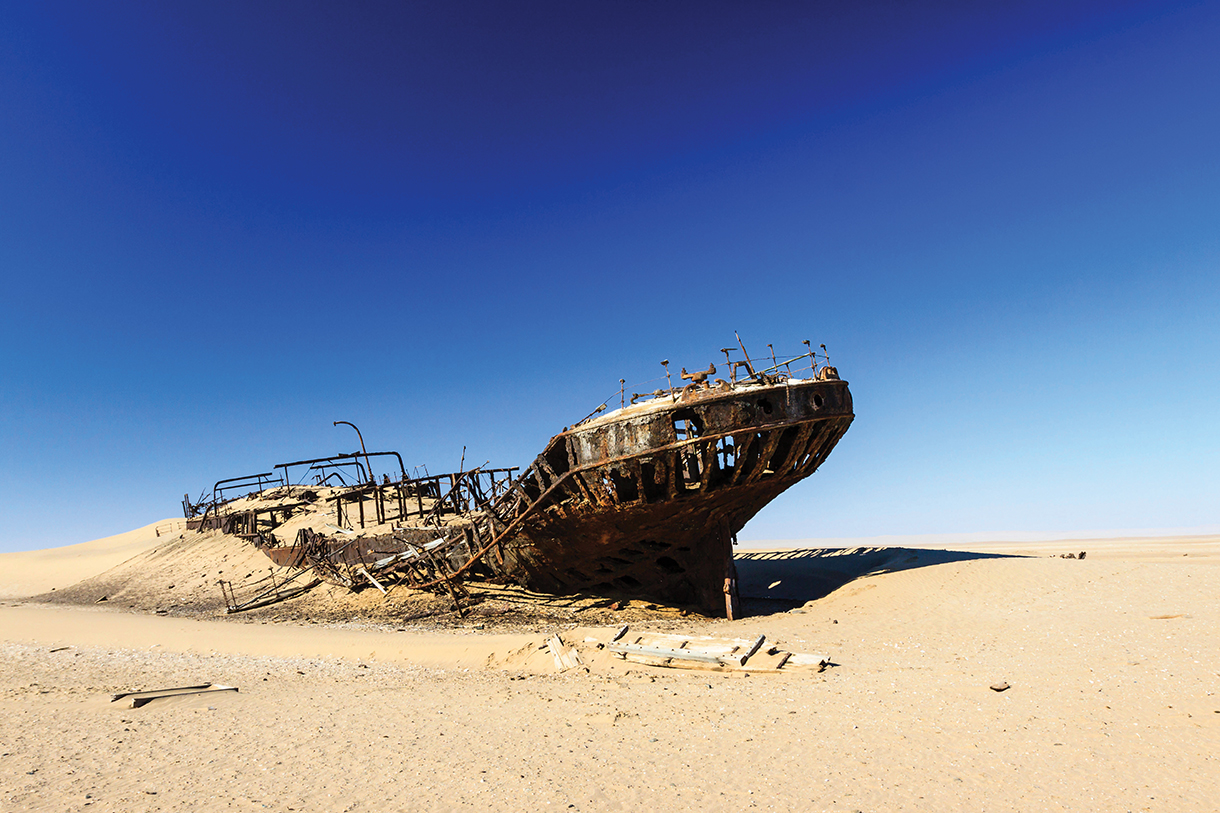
(497, 377, 854, 614)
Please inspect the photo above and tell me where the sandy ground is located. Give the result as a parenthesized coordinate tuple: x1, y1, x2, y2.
(2, 531, 1219, 811)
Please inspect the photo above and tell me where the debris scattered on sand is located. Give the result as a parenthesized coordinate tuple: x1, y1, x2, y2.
(111, 683, 239, 709)
(603, 626, 826, 672)
(546, 635, 584, 672)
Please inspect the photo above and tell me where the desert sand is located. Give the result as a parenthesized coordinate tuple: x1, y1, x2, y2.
(2, 528, 1218, 812)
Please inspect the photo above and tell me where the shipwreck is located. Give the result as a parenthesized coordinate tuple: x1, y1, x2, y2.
(184, 339, 853, 618)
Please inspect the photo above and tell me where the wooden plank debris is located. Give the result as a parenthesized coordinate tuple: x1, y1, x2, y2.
(547, 635, 584, 671)
(111, 683, 239, 709)
(356, 566, 387, 595)
(736, 634, 766, 666)
(608, 642, 727, 665)
(602, 629, 827, 672)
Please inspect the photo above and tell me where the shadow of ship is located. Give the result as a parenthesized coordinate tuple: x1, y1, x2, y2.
(735, 546, 1025, 616)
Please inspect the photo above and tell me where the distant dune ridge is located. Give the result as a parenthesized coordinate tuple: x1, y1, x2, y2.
(2, 522, 1219, 810)
(0, 519, 176, 599)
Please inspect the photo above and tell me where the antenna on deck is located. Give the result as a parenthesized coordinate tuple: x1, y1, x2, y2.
(734, 332, 757, 378)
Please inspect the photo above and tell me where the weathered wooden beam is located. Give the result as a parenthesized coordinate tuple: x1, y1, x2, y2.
(546, 634, 583, 671)
(607, 642, 726, 665)
(357, 566, 387, 595)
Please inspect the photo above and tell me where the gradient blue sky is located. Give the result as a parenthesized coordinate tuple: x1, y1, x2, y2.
(2, 1, 1217, 553)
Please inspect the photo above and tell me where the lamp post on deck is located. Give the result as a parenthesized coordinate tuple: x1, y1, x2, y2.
(333, 420, 373, 484)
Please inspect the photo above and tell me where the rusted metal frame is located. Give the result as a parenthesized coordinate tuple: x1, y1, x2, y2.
(533, 454, 560, 492)
(379, 538, 434, 587)
(465, 515, 498, 568)
(190, 476, 274, 520)
(487, 470, 506, 501)
(275, 451, 406, 487)
(211, 472, 281, 507)
(722, 430, 758, 487)
(599, 467, 623, 508)
(223, 566, 319, 614)
(623, 457, 648, 506)
(305, 535, 360, 588)
(799, 419, 836, 470)
(743, 429, 785, 484)
(635, 453, 669, 504)
(789, 419, 837, 477)
(787, 420, 828, 473)
(572, 414, 837, 488)
(218, 580, 236, 610)
(420, 541, 469, 615)
(521, 466, 548, 500)
(334, 494, 346, 529)
(751, 351, 815, 380)
(464, 485, 515, 566)
(501, 475, 536, 514)
(448, 474, 473, 516)
(464, 480, 508, 527)
(475, 472, 497, 509)
(547, 443, 595, 505)
(400, 554, 435, 588)
(658, 448, 681, 499)
(315, 461, 366, 485)
(408, 432, 727, 591)
(777, 422, 817, 473)
(534, 454, 587, 512)
(802, 418, 851, 475)
(571, 466, 600, 505)
(443, 474, 457, 511)
(402, 474, 577, 590)
(464, 467, 521, 512)
(697, 440, 717, 491)
(465, 474, 486, 509)
(419, 468, 484, 528)
(564, 437, 579, 473)
(575, 468, 614, 508)
(795, 423, 827, 473)
(304, 459, 368, 487)
(458, 475, 483, 514)
(400, 406, 855, 592)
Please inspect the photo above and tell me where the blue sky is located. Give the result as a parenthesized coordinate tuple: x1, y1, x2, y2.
(1, 1, 1216, 552)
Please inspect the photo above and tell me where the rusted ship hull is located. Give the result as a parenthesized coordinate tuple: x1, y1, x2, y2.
(496, 376, 853, 616)
(186, 346, 853, 620)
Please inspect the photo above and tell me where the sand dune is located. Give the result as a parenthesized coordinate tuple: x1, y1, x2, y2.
(2, 527, 1219, 811)
(0, 519, 181, 599)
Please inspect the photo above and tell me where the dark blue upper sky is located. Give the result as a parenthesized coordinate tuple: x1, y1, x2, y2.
(1, 1, 1217, 550)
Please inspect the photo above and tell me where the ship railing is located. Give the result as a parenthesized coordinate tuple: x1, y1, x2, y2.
(573, 344, 833, 427)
